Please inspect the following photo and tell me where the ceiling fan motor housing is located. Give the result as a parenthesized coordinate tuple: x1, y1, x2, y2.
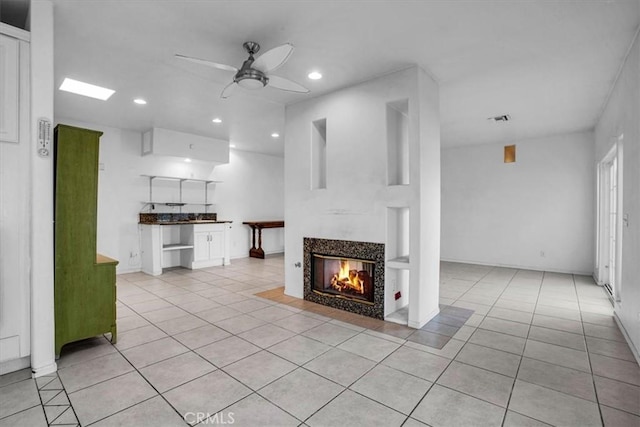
(235, 42, 268, 89)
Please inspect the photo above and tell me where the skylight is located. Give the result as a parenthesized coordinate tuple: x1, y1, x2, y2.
(59, 78, 115, 100)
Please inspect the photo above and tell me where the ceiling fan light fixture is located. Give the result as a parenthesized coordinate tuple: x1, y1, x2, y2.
(235, 67, 268, 89)
(237, 77, 266, 90)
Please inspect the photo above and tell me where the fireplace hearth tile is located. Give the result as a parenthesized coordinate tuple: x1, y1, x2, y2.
(421, 321, 460, 337)
(431, 313, 470, 328)
(372, 323, 416, 340)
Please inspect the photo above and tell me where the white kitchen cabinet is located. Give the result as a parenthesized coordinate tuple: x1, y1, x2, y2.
(190, 223, 230, 269)
(140, 222, 231, 276)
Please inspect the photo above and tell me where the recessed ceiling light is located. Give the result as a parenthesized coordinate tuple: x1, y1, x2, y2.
(184, 158, 192, 163)
(308, 71, 322, 80)
(133, 98, 147, 105)
(229, 144, 236, 148)
(59, 78, 115, 100)
(212, 118, 222, 124)
(271, 133, 280, 138)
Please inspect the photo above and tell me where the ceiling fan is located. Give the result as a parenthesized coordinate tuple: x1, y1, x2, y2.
(176, 42, 310, 99)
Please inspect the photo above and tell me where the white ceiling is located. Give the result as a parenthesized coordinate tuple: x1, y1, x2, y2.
(51, 1, 639, 156)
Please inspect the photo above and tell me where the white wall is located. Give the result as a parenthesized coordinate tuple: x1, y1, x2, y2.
(212, 150, 285, 258)
(54, 118, 284, 273)
(30, 0, 57, 377)
(594, 29, 639, 357)
(441, 132, 595, 274)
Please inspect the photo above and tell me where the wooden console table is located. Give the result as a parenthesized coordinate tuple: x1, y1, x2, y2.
(243, 220, 284, 259)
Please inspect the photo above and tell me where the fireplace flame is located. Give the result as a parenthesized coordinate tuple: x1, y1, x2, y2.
(331, 260, 364, 294)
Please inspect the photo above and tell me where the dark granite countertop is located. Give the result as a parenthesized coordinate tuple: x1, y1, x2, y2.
(138, 212, 230, 225)
(140, 220, 232, 225)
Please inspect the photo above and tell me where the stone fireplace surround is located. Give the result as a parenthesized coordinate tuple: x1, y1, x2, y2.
(303, 237, 385, 320)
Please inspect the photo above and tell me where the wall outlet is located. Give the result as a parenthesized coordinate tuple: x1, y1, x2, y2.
(540, 251, 545, 257)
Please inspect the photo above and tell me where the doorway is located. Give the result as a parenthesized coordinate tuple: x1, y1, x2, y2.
(595, 137, 623, 302)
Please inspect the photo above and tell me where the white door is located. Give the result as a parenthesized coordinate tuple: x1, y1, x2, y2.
(596, 139, 623, 302)
(607, 156, 618, 298)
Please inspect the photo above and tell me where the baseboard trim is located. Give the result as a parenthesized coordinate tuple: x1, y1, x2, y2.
(440, 257, 592, 276)
(613, 312, 640, 366)
(31, 361, 57, 378)
(0, 356, 30, 375)
(408, 305, 440, 329)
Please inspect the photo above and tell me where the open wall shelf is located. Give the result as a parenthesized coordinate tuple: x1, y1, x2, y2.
(141, 174, 221, 213)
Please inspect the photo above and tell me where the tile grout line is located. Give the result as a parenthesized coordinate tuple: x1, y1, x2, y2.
(34, 372, 81, 427)
(576, 272, 607, 427)
(500, 269, 543, 427)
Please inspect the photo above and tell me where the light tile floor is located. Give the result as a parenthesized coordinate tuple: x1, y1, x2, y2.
(1, 256, 639, 426)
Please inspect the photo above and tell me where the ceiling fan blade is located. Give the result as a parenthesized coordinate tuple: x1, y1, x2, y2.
(220, 81, 238, 99)
(175, 54, 238, 73)
(267, 75, 309, 93)
(252, 43, 294, 74)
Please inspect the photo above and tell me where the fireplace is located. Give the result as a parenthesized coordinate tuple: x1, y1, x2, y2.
(312, 255, 375, 303)
(304, 238, 384, 319)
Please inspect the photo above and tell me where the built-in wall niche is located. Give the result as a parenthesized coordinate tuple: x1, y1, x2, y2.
(386, 206, 410, 267)
(385, 269, 409, 323)
(385, 206, 410, 323)
(311, 118, 327, 190)
(386, 99, 410, 186)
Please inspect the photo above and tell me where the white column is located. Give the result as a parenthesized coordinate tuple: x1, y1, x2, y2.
(408, 68, 441, 329)
(30, 0, 57, 377)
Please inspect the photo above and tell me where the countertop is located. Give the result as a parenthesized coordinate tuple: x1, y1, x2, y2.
(139, 220, 232, 225)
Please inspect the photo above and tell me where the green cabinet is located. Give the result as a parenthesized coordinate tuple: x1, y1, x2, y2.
(54, 124, 117, 356)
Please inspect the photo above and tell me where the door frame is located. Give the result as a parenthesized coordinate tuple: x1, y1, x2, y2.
(595, 135, 624, 302)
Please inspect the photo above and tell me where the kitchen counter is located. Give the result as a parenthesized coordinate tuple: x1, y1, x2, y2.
(139, 218, 232, 275)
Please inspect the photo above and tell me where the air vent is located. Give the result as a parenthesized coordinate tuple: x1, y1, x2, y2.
(488, 114, 511, 122)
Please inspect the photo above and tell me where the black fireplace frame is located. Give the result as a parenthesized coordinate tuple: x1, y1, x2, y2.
(303, 237, 385, 319)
